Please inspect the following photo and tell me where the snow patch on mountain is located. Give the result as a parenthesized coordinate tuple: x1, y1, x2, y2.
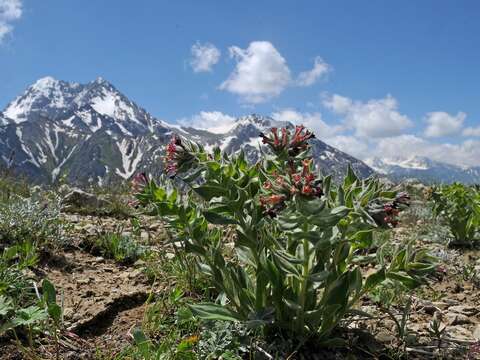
(115, 139, 144, 179)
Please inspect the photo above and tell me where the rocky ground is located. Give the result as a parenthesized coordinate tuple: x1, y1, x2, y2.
(1, 199, 480, 359)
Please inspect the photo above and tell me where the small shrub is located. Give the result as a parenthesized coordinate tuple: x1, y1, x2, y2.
(0, 195, 68, 250)
(134, 125, 434, 345)
(431, 183, 480, 246)
(93, 232, 148, 264)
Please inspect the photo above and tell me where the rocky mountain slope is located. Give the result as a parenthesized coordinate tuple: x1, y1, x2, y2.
(366, 156, 480, 184)
(0, 77, 373, 185)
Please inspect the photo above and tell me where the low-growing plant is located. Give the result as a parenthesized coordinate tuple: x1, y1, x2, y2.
(0, 195, 68, 250)
(431, 183, 480, 247)
(93, 232, 149, 264)
(134, 125, 435, 346)
(0, 168, 30, 203)
(1, 275, 63, 358)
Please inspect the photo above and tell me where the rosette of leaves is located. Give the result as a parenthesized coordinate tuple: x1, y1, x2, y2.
(431, 183, 480, 246)
(135, 126, 435, 343)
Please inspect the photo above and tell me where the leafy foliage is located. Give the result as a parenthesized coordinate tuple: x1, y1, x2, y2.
(0, 195, 68, 249)
(431, 183, 480, 246)
(135, 125, 433, 343)
(92, 231, 149, 264)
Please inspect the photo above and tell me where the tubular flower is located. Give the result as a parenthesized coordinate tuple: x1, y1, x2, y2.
(131, 172, 149, 194)
(289, 125, 315, 156)
(164, 135, 196, 178)
(259, 125, 315, 155)
(369, 192, 411, 228)
(260, 163, 323, 217)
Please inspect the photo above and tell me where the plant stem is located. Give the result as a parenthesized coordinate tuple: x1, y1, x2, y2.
(297, 230, 310, 333)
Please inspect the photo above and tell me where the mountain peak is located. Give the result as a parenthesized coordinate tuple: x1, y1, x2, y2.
(33, 76, 59, 89)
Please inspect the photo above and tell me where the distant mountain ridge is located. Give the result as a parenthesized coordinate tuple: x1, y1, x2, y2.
(0, 77, 374, 185)
(366, 156, 480, 184)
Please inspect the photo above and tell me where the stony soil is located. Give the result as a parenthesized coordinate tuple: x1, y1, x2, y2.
(1, 209, 480, 359)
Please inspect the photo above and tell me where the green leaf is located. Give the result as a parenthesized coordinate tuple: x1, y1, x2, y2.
(297, 197, 326, 216)
(47, 304, 62, 323)
(190, 303, 242, 321)
(132, 328, 151, 355)
(0, 296, 12, 317)
(364, 268, 386, 291)
(203, 211, 238, 225)
(387, 271, 420, 289)
(41, 279, 56, 305)
(193, 185, 228, 200)
(343, 164, 358, 189)
(12, 306, 47, 326)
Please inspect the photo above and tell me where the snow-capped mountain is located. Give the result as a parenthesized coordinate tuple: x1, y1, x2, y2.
(0, 77, 373, 185)
(366, 156, 480, 184)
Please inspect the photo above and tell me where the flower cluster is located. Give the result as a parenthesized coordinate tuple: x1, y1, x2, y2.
(131, 172, 149, 194)
(260, 158, 323, 217)
(260, 125, 315, 156)
(372, 192, 411, 228)
(129, 172, 149, 207)
(165, 135, 197, 178)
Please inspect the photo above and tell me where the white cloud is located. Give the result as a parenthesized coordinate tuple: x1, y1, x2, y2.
(327, 135, 371, 160)
(463, 126, 480, 137)
(374, 135, 480, 167)
(271, 108, 343, 139)
(317, 133, 480, 168)
(323, 94, 413, 138)
(424, 111, 466, 138)
(296, 57, 331, 86)
(179, 111, 236, 134)
(0, 0, 22, 42)
(220, 41, 291, 104)
(190, 42, 221, 73)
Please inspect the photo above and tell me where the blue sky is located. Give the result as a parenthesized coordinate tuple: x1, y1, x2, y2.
(1, 1, 480, 166)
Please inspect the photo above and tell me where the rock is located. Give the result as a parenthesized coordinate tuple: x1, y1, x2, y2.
(423, 304, 441, 315)
(446, 312, 472, 326)
(140, 231, 149, 242)
(149, 221, 163, 231)
(432, 301, 449, 310)
(448, 305, 478, 317)
(376, 331, 395, 343)
(61, 188, 110, 211)
(447, 326, 474, 341)
(77, 278, 91, 285)
(474, 325, 480, 340)
(134, 259, 146, 267)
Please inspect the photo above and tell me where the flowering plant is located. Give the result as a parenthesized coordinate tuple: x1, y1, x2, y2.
(431, 183, 480, 246)
(134, 125, 434, 341)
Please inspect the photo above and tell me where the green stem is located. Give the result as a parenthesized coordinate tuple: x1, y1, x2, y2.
(297, 228, 310, 333)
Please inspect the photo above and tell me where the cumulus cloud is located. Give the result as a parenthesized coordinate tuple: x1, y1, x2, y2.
(179, 111, 236, 134)
(296, 57, 331, 86)
(424, 111, 466, 138)
(314, 133, 480, 168)
(463, 126, 480, 137)
(327, 135, 371, 160)
(374, 135, 480, 167)
(190, 42, 221, 73)
(220, 41, 291, 103)
(271, 108, 343, 139)
(0, 0, 22, 42)
(323, 94, 413, 138)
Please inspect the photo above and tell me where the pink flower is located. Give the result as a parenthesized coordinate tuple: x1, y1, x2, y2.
(131, 172, 148, 193)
